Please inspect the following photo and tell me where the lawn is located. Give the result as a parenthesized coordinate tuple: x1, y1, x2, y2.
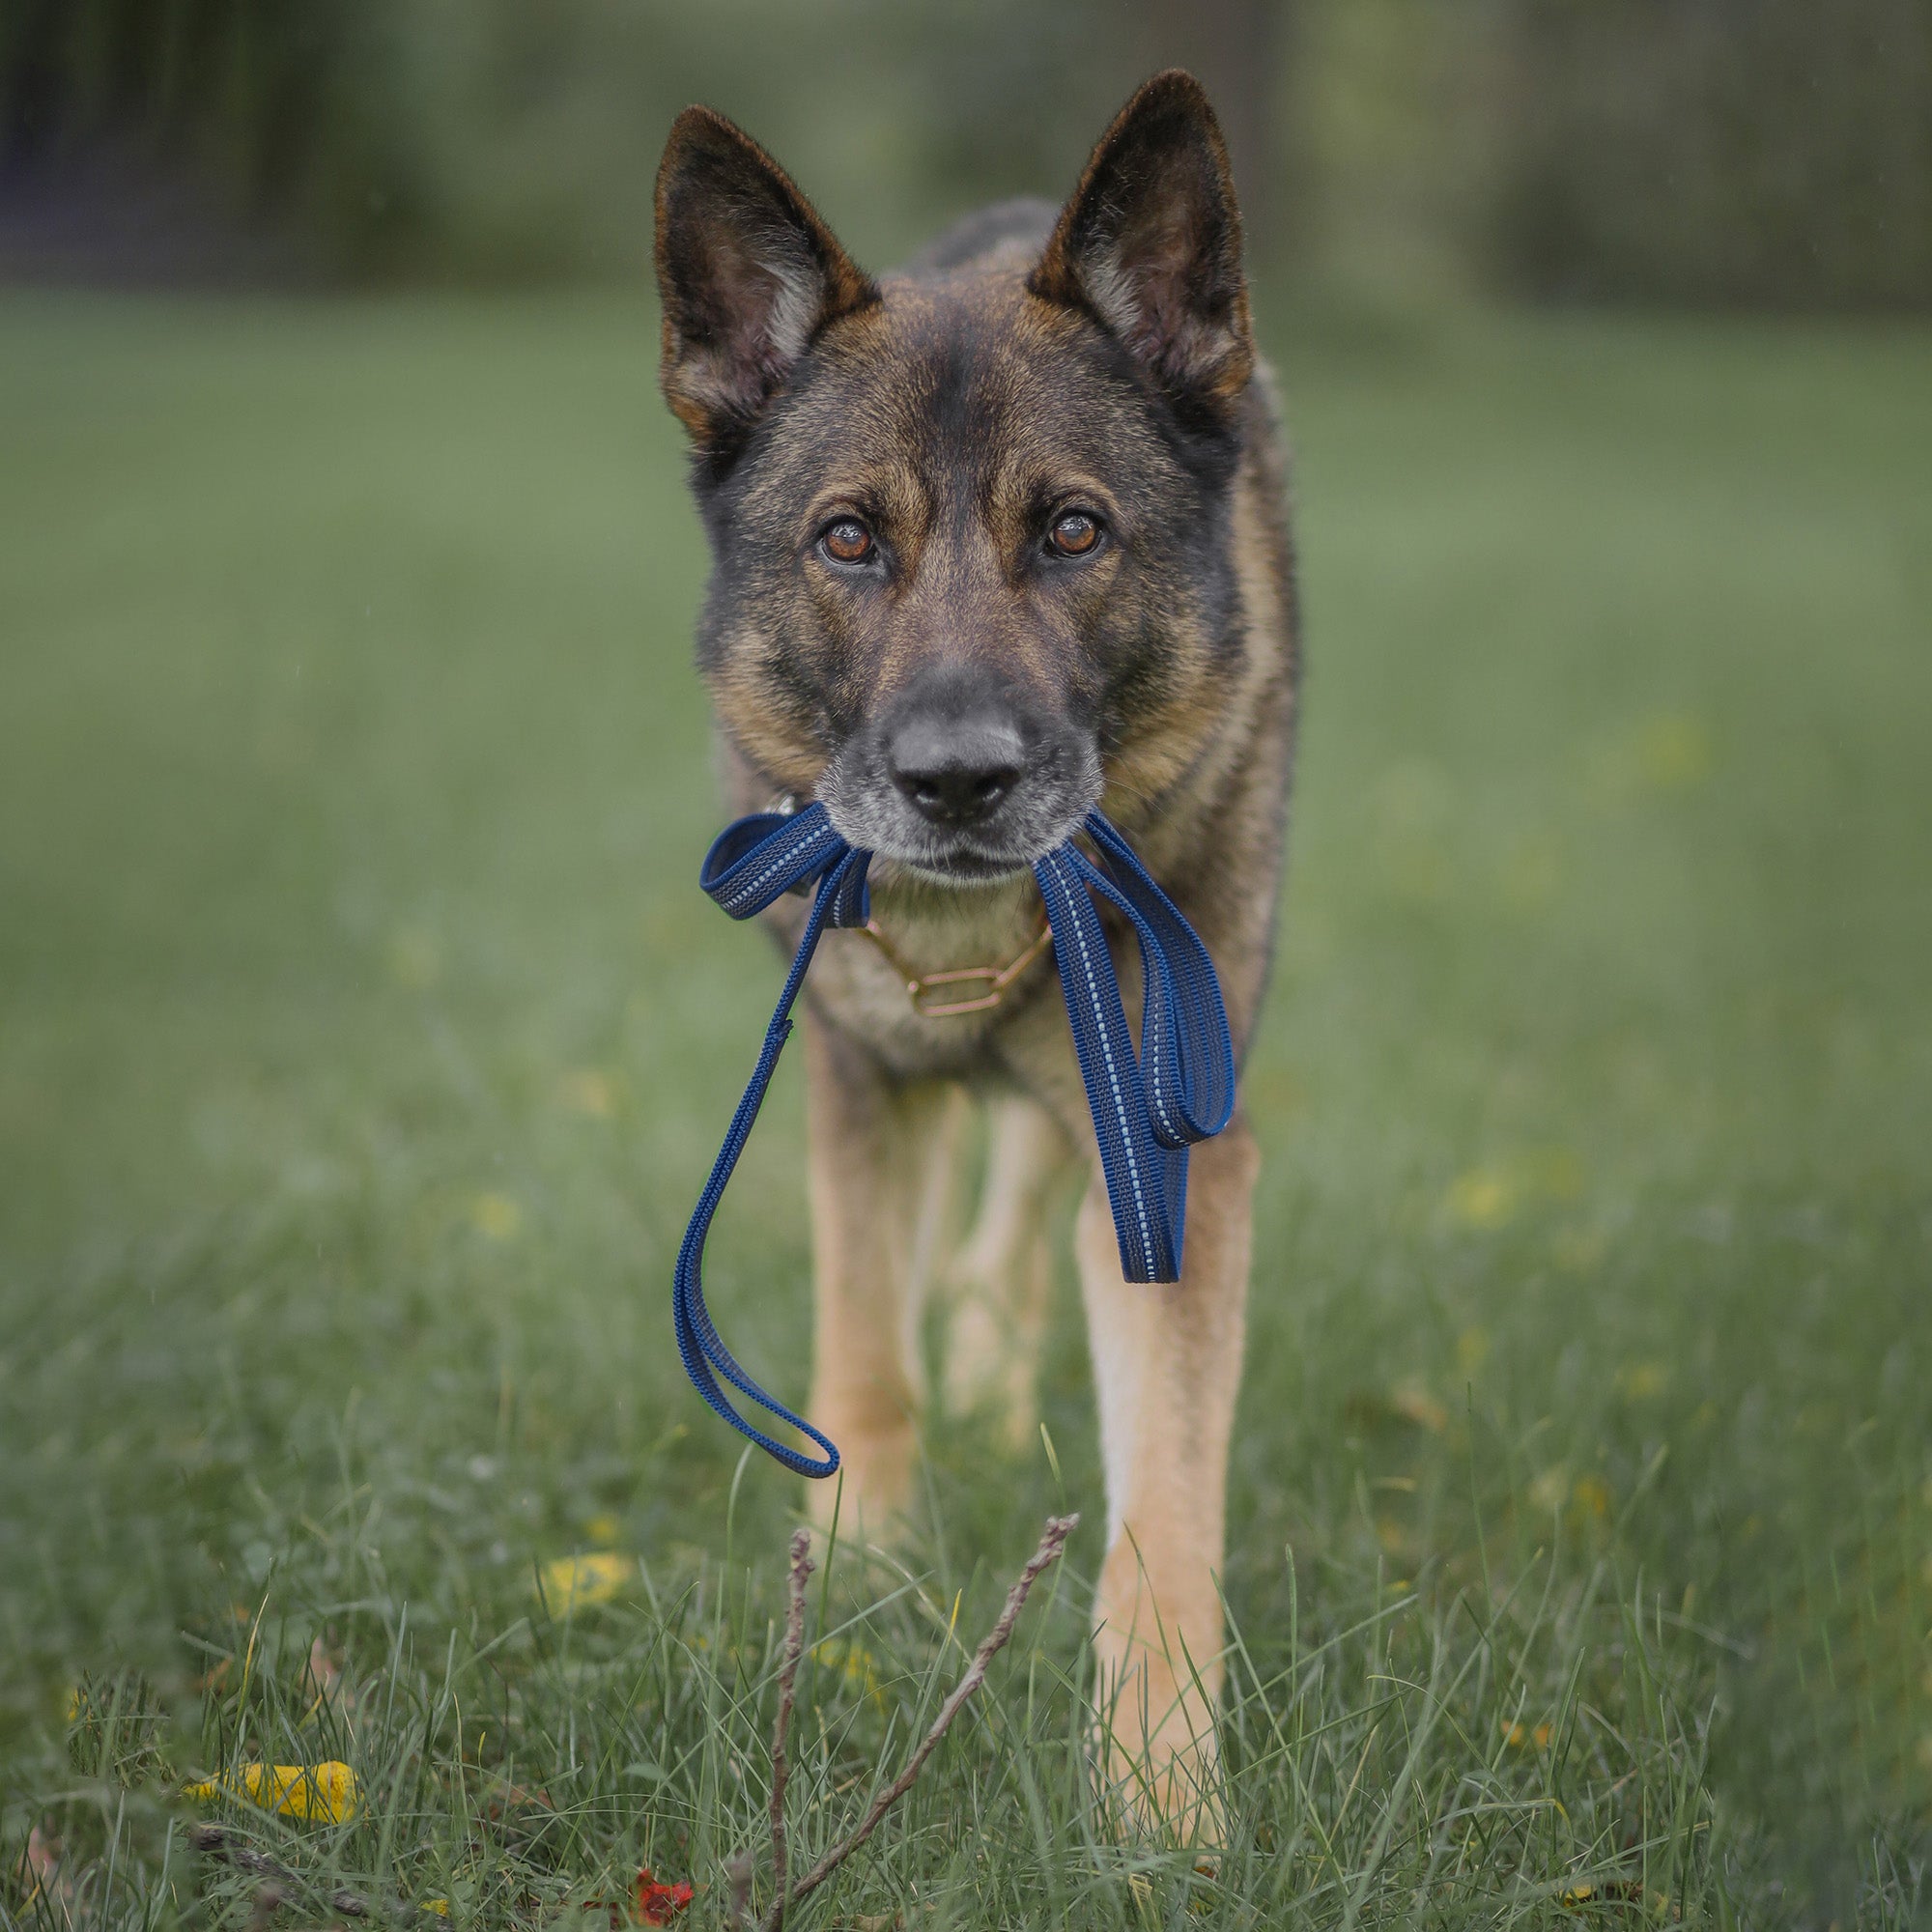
(1, 289, 1927, 1929)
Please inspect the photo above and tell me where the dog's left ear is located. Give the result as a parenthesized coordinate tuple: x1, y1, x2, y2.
(655, 106, 877, 448)
(1031, 71, 1254, 414)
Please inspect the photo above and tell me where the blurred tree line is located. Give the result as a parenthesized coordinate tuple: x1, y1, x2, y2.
(4, 0, 1928, 307)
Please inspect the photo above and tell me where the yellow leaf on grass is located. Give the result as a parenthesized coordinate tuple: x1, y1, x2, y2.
(539, 1551, 632, 1609)
(185, 1762, 359, 1823)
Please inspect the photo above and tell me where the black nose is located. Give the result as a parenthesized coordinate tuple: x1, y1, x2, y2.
(888, 712, 1026, 827)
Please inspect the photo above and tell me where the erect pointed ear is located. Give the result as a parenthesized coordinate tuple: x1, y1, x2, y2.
(654, 106, 877, 447)
(1030, 71, 1254, 413)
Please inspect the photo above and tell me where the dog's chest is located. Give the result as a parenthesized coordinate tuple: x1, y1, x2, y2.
(782, 874, 1053, 1079)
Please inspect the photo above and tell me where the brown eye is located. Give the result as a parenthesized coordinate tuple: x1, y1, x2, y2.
(1048, 510, 1101, 557)
(821, 518, 873, 565)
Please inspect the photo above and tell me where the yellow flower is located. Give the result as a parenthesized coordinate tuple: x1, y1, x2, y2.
(185, 1762, 359, 1823)
(539, 1551, 632, 1609)
(1446, 1168, 1517, 1230)
(1617, 1361, 1668, 1400)
(1635, 713, 1712, 791)
(1571, 1475, 1612, 1520)
(386, 926, 443, 989)
(582, 1513, 622, 1547)
(557, 1069, 618, 1119)
(811, 1638, 886, 1709)
(469, 1193, 522, 1240)
(421, 1901, 451, 1917)
(1446, 1151, 1583, 1231)
(1503, 1720, 1552, 1751)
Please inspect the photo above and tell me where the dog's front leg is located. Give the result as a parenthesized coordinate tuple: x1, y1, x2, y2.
(803, 1013, 951, 1538)
(943, 1093, 1075, 1453)
(1076, 1114, 1258, 1841)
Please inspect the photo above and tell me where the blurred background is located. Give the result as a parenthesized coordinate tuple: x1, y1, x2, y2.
(3, 5, 1929, 1928)
(5, 0, 1931, 305)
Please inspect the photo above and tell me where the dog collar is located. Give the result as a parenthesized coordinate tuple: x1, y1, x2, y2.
(857, 914, 1054, 1018)
(673, 801, 1236, 1477)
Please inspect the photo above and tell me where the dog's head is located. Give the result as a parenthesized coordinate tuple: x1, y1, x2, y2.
(655, 72, 1255, 885)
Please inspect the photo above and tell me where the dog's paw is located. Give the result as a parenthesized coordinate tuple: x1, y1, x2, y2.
(806, 1413, 918, 1545)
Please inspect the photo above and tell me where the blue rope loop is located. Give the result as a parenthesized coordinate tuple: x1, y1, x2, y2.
(673, 805, 870, 1478)
(675, 799, 1236, 1477)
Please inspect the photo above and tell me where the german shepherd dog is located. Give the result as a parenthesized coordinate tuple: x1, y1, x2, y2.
(653, 71, 1296, 1834)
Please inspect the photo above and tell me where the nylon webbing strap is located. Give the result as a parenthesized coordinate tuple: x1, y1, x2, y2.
(674, 799, 1235, 1477)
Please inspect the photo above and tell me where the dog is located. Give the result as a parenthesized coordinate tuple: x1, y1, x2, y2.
(652, 70, 1297, 1835)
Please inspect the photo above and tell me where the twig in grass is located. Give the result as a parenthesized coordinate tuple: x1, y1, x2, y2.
(724, 1848, 756, 1929)
(758, 1514, 1076, 1932)
(188, 1823, 374, 1920)
(766, 1527, 813, 1931)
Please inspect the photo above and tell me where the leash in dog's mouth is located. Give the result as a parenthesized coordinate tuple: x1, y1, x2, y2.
(671, 799, 1236, 1478)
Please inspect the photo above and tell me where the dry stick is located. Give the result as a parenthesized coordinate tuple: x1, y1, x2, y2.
(188, 1824, 372, 1920)
(759, 1514, 1078, 1932)
(724, 1849, 757, 1930)
(766, 1527, 813, 1931)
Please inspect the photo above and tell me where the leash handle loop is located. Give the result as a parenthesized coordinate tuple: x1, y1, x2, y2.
(673, 806, 870, 1478)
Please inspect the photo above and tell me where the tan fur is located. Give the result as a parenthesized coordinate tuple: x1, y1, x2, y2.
(790, 385, 1290, 1838)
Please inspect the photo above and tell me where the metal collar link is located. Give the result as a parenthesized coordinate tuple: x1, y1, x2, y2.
(857, 916, 1054, 1018)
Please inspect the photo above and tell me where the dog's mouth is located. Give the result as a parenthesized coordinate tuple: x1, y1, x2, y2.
(829, 803, 1093, 889)
(815, 736, 1099, 889)
(886, 841, 1040, 888)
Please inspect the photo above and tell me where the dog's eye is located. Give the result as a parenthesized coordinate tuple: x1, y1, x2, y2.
(820, 518, 874, 565)
(1047, 510, 1102, 558)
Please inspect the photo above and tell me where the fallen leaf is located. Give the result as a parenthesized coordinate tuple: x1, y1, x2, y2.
(1503, 1720, 1552, 1751)
(184, 1761, 359, 1824)
(23, 1823, 72, 1911)
(634, 1867, 694, 1924)
(1390, 1382, 1448, 1434)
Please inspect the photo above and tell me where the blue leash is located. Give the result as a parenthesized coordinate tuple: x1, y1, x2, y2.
(673, 800, 1236, 1478)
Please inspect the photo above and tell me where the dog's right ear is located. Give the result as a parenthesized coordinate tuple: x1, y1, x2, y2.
(1030, 71, 1253, 418)
(654, 108, 877, 448)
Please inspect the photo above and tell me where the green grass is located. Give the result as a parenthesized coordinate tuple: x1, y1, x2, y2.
(2, 289, 1928, 1929)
